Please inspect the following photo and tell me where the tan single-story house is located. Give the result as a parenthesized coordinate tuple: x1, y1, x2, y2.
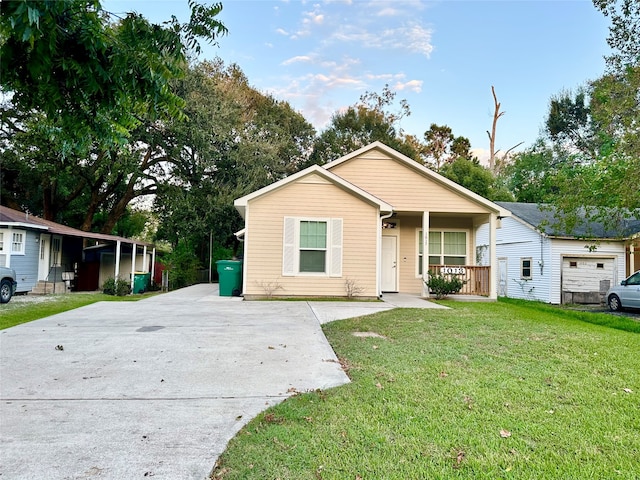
(234, 142, 511, 299)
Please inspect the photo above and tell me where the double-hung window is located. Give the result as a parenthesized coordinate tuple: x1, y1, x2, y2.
(283, 217, 342, 276)
(299, 221, 327, 273)
(418, 230, 468, 274)
(521, 258, 532, 279)
(11, 231, 25, 255)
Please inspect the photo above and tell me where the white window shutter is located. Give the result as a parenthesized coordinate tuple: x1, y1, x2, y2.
(329, 218, 343, 277)
(282, 217, 296, 276)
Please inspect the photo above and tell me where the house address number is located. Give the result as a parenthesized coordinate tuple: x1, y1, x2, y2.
(441, 267, 466, 275)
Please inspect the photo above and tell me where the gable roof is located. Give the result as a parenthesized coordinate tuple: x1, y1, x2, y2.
(497, 201, 640, 239)
(234, 164, 393, 218)
(0, 205, 150, 246)
(324, 141, 511, 218)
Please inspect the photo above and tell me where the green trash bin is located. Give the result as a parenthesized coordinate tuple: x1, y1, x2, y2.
(216, 260, 242, 296)
(132, 272, 150, 294)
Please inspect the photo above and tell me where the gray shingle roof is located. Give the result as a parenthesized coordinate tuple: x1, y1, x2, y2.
(496, 202, 640, 239)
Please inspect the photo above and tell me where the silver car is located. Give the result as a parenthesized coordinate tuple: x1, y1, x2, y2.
(0, 267, 18, 303)
(607, 270, 640, 312)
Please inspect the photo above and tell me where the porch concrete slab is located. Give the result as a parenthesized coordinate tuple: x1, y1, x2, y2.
(0, 284, 348, 479)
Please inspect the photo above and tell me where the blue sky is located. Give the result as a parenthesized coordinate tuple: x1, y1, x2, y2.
(106, 0, 611, 161)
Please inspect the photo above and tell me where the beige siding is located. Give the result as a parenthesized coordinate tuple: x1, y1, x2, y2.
(330, 151, 489, 213)
(245, 174, 379, 297)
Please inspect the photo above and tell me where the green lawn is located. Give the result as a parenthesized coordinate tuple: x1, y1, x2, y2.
(212, 301, 640, 480)
(0, 293, 152, 330)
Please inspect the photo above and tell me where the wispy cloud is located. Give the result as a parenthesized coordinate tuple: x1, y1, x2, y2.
(281, 55, 314, 65)
(395, 79, 423, 93)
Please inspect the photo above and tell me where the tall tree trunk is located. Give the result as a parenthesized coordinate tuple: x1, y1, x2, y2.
(486, 86, 503, 173)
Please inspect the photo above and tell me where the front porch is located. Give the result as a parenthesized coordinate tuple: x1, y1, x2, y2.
(380, 211, 499, 299)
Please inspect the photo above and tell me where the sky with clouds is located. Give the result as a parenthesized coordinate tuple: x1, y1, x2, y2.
(106, 0, 611, 160)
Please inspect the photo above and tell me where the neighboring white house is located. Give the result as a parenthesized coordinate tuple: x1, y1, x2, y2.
(476, 202, 638, 305)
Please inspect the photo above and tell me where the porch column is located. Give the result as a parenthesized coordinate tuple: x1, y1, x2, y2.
(114, 240, 121, 279)
(489, 213, 498, 300)
(630, 243, 635, 275)
(131, 243, 137, 293)
(376, 215, 383, 296)
(422, 211, 430, 297)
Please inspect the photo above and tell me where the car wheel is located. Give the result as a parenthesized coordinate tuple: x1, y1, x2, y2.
(0, 279, 12, 304)
(608, 294, 622, 312)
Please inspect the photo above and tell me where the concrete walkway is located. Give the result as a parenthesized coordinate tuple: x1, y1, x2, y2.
(309, 292, 448, 324)
(0, 285, 445, 479)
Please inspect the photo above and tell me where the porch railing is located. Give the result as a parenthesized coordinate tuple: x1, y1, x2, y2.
(428, 265, 490, 296)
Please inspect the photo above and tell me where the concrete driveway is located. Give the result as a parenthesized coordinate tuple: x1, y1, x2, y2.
(1, 284, 357, 479)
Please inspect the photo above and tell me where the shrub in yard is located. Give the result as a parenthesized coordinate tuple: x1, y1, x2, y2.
(102, 277, 116, 295)
(425, 271, 465, 299)
(102, 277, 130, 296)
(114, 278, 130, 296)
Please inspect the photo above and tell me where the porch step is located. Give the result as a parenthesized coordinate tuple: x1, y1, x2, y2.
(30, 281, 68, 295)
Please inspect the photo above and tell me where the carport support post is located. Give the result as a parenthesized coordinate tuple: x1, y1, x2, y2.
(151, 248, 156, 284)
(114, 240, 121, 279)
(142, 245, 148, 272)
(131, 243, 137, 293)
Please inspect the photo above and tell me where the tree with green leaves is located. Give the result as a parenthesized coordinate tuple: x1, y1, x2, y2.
(153, 60, 316, 258)
(1, 0, 227, 231)
(526, 0, 640, 234)
(1, 0, 226, 153)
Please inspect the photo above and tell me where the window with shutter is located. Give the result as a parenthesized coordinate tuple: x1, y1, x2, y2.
(281, 217, 343, 276)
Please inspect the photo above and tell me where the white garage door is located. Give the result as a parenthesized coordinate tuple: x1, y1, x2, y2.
(562, 257, 615, 292)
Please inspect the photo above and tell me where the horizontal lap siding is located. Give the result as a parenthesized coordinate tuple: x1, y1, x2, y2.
(245, 175, 378, 297)
(329, 153, 488, 213)
(398, 217, 422, 293)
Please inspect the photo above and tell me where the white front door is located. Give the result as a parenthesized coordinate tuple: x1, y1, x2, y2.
(38, 234, 51, 280)
(498, 258, 508, 297)
(381, 236, 397, 292)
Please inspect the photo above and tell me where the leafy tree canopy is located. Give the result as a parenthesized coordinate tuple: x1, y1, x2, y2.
(0, 0, 227, 153)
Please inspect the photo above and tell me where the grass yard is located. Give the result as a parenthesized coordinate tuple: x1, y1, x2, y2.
(0, 293, 152, 330)
(212, 301, 640, 480)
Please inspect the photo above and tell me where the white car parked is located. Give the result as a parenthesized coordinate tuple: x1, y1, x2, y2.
(607, 270, 640, 312)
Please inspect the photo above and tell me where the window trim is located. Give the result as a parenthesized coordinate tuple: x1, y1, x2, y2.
(417, 229, 469, 277)
(283, 217, 342, 277)
(520, 257, 532, 280)
(10, 230, 26, 255)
